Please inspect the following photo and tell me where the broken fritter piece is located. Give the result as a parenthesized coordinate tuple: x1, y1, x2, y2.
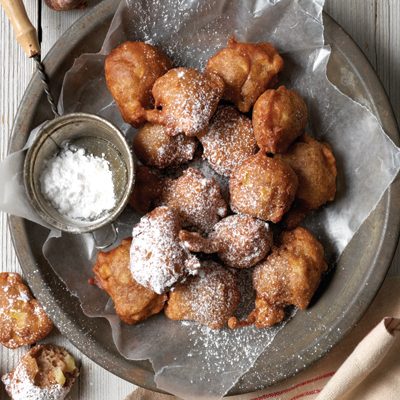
(231, 227, 327, 329)
(198, 106, 257, 176)
(206, 37, 284, 112)
(130, 206, 201, 294)
(105, 41, 172, 127)
(145, 67, 224, 137)
(2, 344, 79, 400)
(133, 123, 197, 168)
(280, 134, 337, 210)
(161, 167, 228, 233)
(0, 272, 53, 349)
(229, 152, 298, 223)
(129, 166, 164, 214)
(180, 214, 273, 269)
(253, 86, 308, 153)
(93, 239, 167, 324)
(165, 261, 240, 329)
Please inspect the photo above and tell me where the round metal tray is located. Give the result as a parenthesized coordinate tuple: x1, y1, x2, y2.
(8, 0, 400, 395)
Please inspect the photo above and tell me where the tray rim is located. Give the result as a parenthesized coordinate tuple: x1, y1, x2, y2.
(6, 0, 400, 395)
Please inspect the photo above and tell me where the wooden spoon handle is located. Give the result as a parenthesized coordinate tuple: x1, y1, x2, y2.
(0, 0, 40, 57)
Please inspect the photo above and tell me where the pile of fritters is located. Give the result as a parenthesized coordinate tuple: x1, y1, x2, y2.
(94, 37, 337, 330)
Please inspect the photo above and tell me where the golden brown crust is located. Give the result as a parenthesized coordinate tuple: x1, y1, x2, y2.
(198, 106, 257, 176)
(145, 68, 224, 137)
(229, 152, 298, 223)
(2, 344, 79, 399)
(280, 134, 337, 209)
(253, 86, 308, 153)
(165, 262, 240, 329)
(180, 214, 273, 269)
(206, 37, 284, 112)
(161, 168, 228, 233)
(0, 272, 53, 349)
(129, 166, 164, 214)
(133, 123, 197, 168)
(93, 239, 167, 324)
(252, 227, 327, 326)
(105, 41, 172, 127)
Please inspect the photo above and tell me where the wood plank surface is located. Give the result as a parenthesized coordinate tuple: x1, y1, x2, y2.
(0, 1, 399, 399)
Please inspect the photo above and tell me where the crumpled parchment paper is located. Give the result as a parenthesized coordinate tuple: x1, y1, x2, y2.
(1, 0, 400, 398)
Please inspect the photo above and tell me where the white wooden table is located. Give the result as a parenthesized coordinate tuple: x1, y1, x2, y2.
(0, 1, 399, 399)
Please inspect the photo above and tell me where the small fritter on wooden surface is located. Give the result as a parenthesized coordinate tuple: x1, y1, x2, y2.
(161, 167, 228, 233)
(133, 123, 197, 169)
(105, 41, 172, 127)
(165, 261, 240, 329)
(130, 206, 201, 294)
(129, 166, 164, 214)
(2, 344, 79, 400)
(93, 239, 167, 324)
(253, 86, 308, 153)
(146, 67, 224, 137)
(230, 152, 298, 223)
(198, 106, 257, 176)
(280, 134, 337, 210)
(180, 214, 273, 269)
(0, 272, 53, 349)
(206, 37, 283, 112)
(234, 227, 326, 329)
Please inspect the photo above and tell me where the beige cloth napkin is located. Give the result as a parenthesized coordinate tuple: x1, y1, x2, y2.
(126, 277, 400, 400)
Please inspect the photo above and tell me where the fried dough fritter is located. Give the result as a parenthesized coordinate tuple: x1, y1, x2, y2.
(2, 344, 79, 400)
(93, 239, 166, 324)
(165, 261, 240, 329)
(130, 206, 201, 294)
(230, 227, 327, 329)
(198, 106, 257, 176)
(180, 214, 273, 269)
(253, 86, 308, 153)
(105, 41, 172, 127)
(280, 134, 337, 210)
(133, 123, 197, 168)
(145, 67, 224, 137)
(206, 37, 284, 112)
(161, 167, 228, 233)
(129, 166, 164, 214)
(229, 152, 298, 223)
(0, 272, 53, 349)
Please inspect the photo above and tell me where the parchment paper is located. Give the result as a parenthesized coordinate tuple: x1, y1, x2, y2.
(1, 0, 400, 398)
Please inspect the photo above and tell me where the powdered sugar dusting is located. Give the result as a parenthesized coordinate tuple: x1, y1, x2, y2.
(130, 206, 201, 294)
(200, 106, 257, 176)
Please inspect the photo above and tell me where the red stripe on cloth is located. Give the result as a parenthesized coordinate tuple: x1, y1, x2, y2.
(290, 389, 321, 399)
(252, 371, 335, 399)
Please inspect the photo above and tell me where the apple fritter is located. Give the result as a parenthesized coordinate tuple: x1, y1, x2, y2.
(2, 344, 79, 400)
(206, 37, 284, 112)
(280, 134, 337, 210)
(105, 41, 172, 127)
(198, 106, 257, 176)
(146, 68, 224, 137)
(253, 86, 308, 153)
(229, 152, 298, 223)
(133, 123, 197, 169)
(0, 272, 53, 349)
(130, 206, 201, 294)
(165, 261, 240, 329)
(180, 214, 273, 269)
(93, 239, 167, 324)
(161, 167, 228, 233)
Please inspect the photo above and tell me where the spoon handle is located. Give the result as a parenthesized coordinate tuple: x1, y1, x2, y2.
(0, 0, 40, 57)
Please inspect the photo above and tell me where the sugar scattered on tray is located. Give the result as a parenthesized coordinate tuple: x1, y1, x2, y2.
(40, 144, 115, 220)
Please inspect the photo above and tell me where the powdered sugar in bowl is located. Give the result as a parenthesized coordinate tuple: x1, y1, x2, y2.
(24, 113, 134, 234)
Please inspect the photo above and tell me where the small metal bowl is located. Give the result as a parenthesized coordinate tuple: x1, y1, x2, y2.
(24, 113, 134, 234)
